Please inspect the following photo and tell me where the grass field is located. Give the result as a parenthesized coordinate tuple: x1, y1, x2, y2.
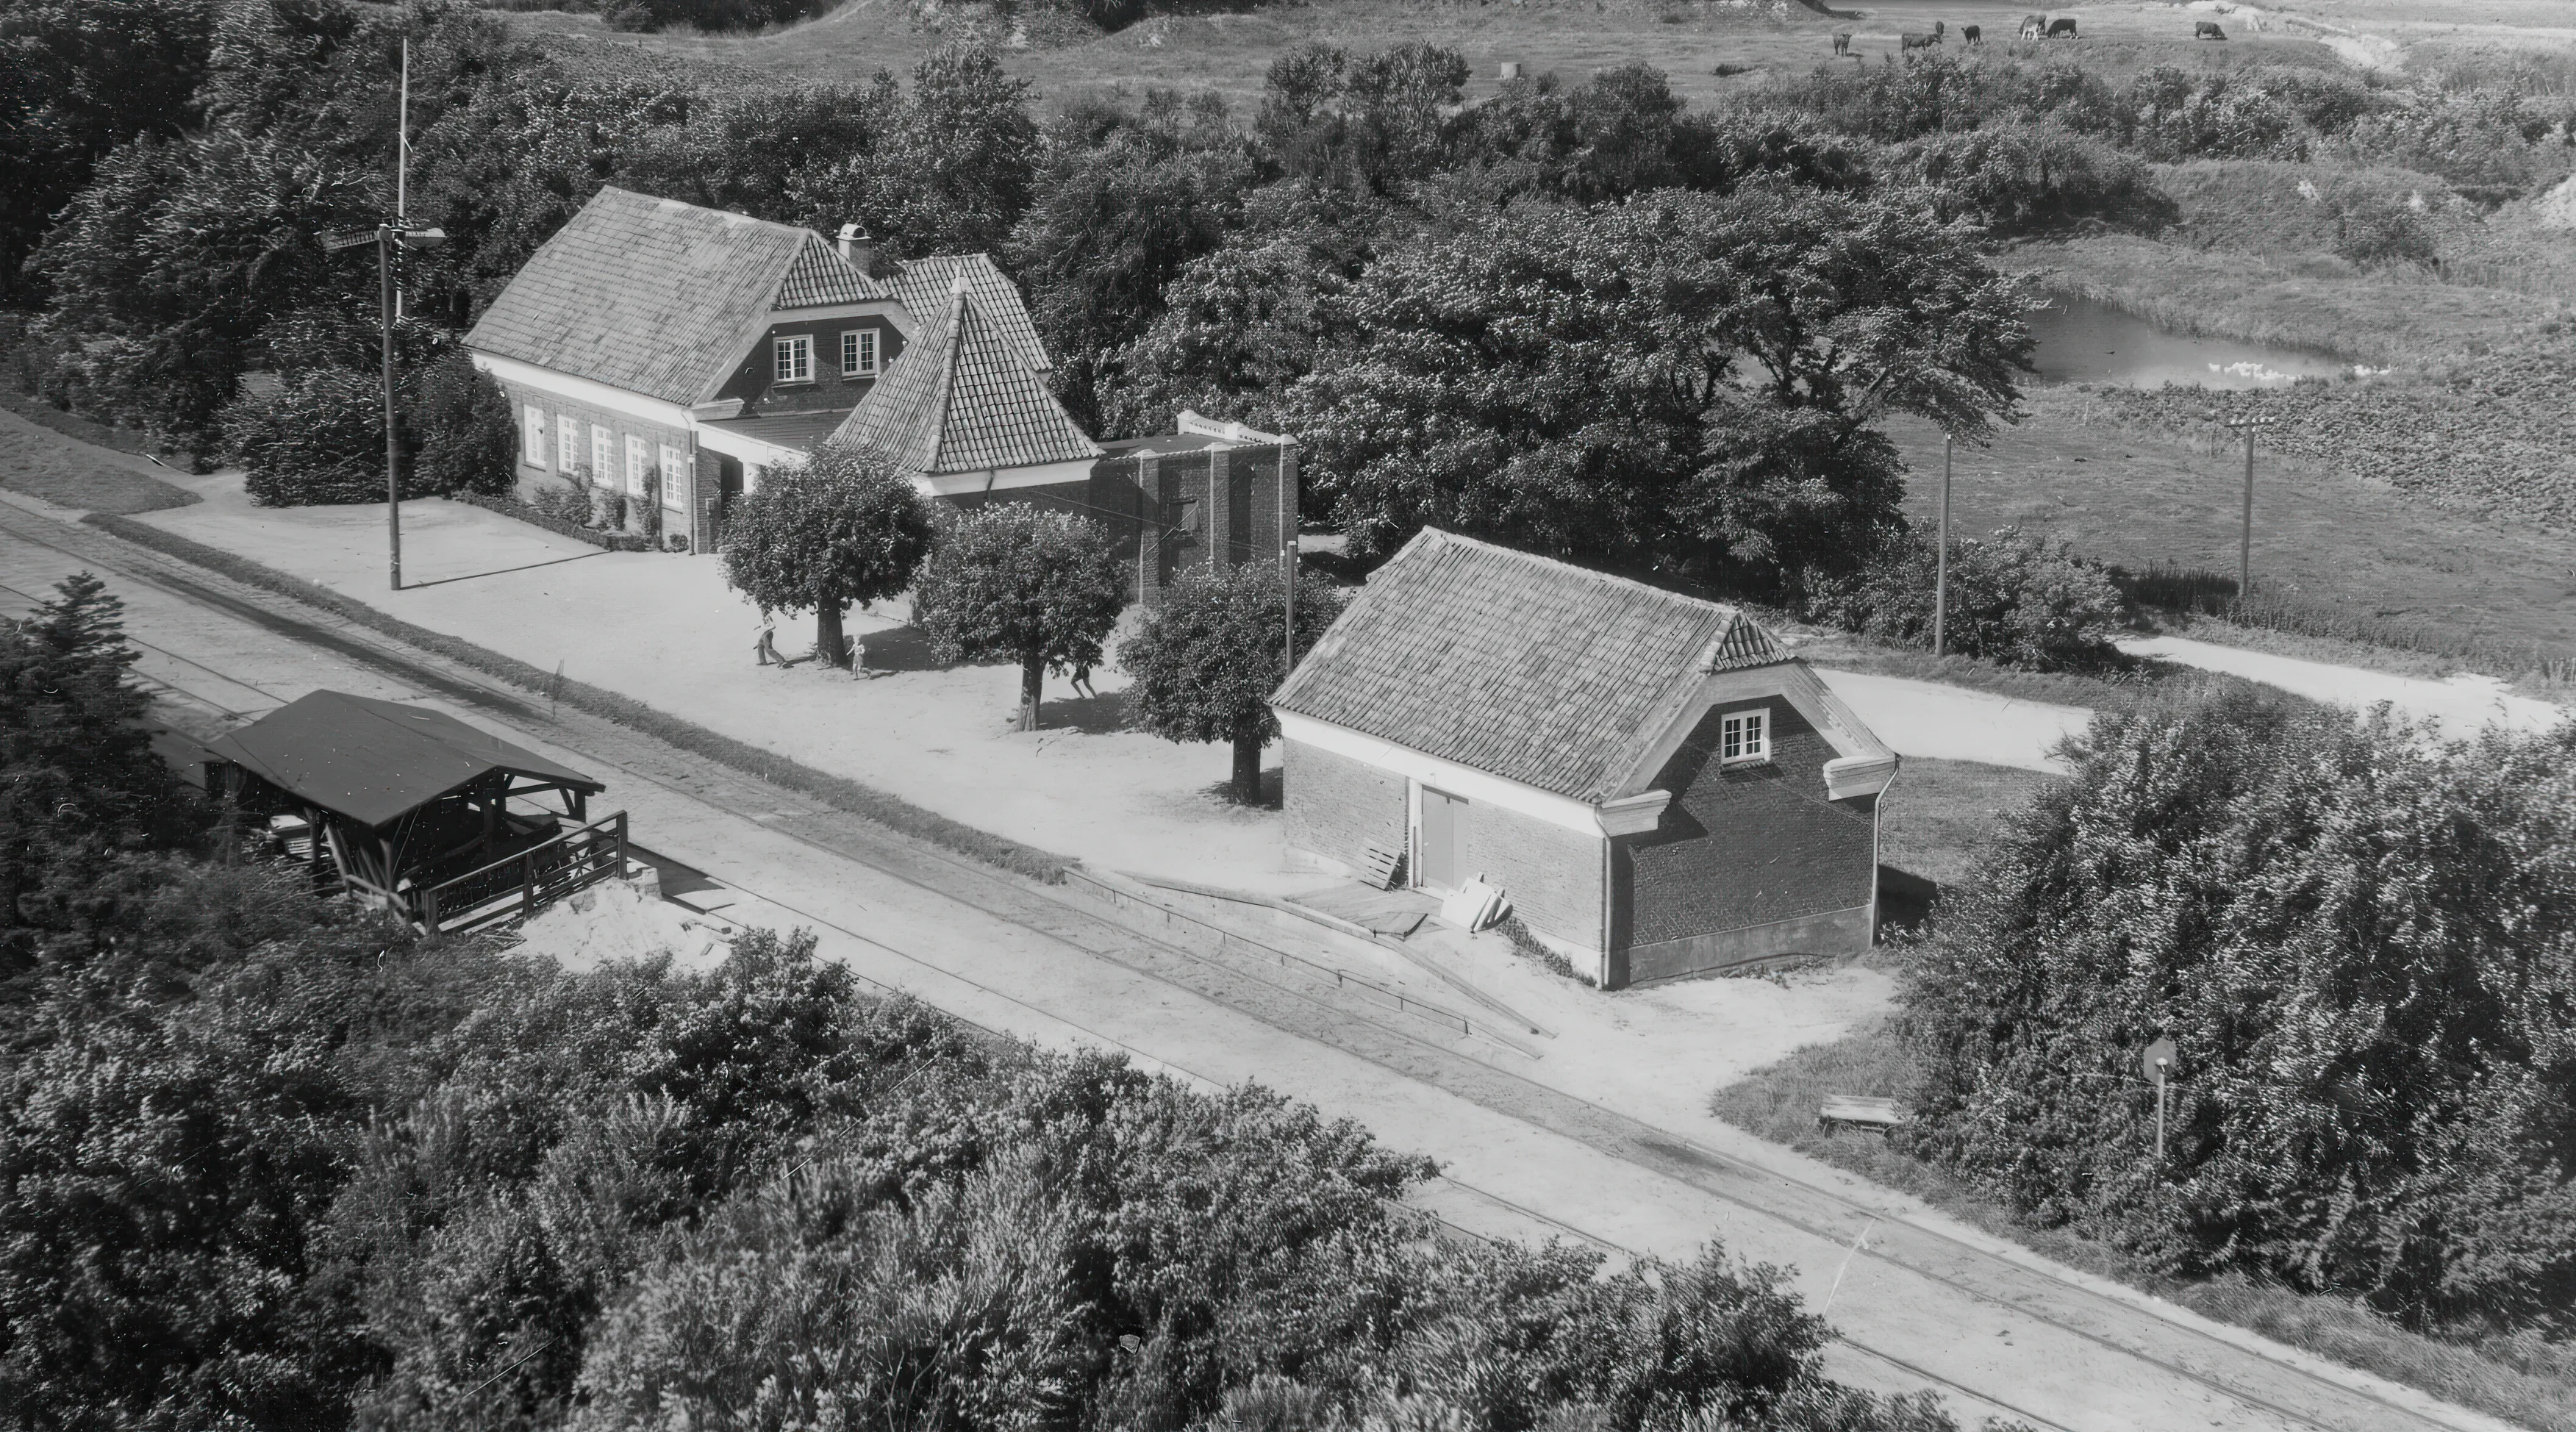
(504, 0, 2362, 113)
(1711, 1025, 2576, 1432)
(1879, 389, 2576, 670)
(0, 400, 200, 516)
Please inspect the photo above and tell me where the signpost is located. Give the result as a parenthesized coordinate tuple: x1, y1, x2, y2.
(2142, 1037, 2178, 1164)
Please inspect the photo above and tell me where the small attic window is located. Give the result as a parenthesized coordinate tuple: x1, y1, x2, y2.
(773, 334, 812, 384)
(1720, 707, 1770, 765)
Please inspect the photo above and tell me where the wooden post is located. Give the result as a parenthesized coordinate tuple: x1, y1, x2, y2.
(1281, 443, 1298, 678)
(2239, 426, 2255, 601)
(1933, 432, 1952, 659)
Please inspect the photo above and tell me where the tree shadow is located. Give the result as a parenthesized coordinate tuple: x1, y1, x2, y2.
(848, 623, 944, 673)
(1042, 690, 1130, 735)
(1876, 865, 1943, 937)
(1196, 765, 1284, 809)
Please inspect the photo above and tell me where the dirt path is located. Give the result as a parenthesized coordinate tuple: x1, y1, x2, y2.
(2119, 634, 2566, 737)
(0, 488, 2519, 1432)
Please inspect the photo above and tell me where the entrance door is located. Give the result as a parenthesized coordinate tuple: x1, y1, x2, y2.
(709, 455, 745, 548)
(1417, 786, 1466, 892)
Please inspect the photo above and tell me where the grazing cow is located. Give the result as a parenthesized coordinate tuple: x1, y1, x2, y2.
(1833, 31, 1851, 54)
(1962, 23, 1981, 45)
(1933, 19, 1946, 37)
(2047, 16, 2077, 36)
(2195, 20, 2228, 38)
(2019, 13, 2046, 39)
(1901, 29, 1942, 51)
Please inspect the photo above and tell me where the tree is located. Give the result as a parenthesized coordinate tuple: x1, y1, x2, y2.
(1288, 182, 2031, 595)
(409, 349, 518, 497)
(720, 443, 934, 669)
(912, 506, 1126, 732)
(1120, 563, 1345, 803)
(0, 574, 196, 945)
(784, 46, 1039, 262)
(1805, 525, 2126, 671)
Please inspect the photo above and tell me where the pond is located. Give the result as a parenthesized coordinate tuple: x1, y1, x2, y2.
(2027, 294, 2355, 390)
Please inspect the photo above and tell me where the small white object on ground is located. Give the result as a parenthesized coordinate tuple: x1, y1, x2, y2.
(1437, 878, 1510, 934)
(512, 878, 728, 972)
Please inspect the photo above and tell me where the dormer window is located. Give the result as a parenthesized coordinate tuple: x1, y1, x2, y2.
(841, 328, 877, 376)
(1720, 707, 1770, 765)
(773, 334, 812, 384)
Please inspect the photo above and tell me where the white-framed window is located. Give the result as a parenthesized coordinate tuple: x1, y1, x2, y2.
(659, 445, 687, 511)
(591, 425, 614, 487)
(557, 414, 580, 473)
(626, 435, 651, 498)
(522, 406, 547, 467)
(840, 328, 877, 377)
(773, 334, 812, 384)
(1720, 707, 1770, 765)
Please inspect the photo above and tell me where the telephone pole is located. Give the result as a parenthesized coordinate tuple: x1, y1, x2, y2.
(1933, 432, 1953, 658)
(2225, 413, 2276, 604)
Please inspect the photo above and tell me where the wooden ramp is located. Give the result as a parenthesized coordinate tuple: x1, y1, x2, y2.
(1287, 883, 1439, 940)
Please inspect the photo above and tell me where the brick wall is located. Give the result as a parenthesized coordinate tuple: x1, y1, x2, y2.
(710, 315, 904, 414)
(1089, 444, 1293, 604)
(492, 376, 693, 547)
(1461, 800, 1604, 955)
(1611, 699, 1878, 969)
(1283, 740, 1406, 873)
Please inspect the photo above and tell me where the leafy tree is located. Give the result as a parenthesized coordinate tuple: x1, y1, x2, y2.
(1009, 88, 1253, 434)
(0, 0, 215, 309)
(1889, 121, 2158, 234)
(409, 348, 518, 496)
(1289, 182, 2031, 594)
(29, 130, 376, 454)
(786, 45, 1040, 262)
(1902, 689, 2576, 1335)
(720, 442, 934, 669)
(614, 82, 884, 224)
(912, 506, 1126, 732)
(1120, 563, 1345, 802)
(0, 574, 197, 950)
(1255, 42, 1469, 196)
(232, 365, 396, 506)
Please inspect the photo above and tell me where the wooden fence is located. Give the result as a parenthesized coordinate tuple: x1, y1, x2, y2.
(415, 810, 630, 936)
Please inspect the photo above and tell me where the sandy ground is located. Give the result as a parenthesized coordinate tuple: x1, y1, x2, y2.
(131, 473, 2100, 883)
(2120, 634, 2569, 738)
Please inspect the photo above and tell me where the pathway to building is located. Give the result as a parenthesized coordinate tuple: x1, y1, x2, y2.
(0, 485, 2519, 1432)
(2120, 634, 2566, 738)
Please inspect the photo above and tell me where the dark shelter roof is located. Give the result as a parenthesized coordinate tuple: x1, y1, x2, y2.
(207, 690, 602, 829)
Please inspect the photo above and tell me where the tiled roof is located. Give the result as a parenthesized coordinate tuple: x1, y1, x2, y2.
(774, 235, 884, 308)
(891, 254, 1053, 373)
(831, 282, 1102, 476)
(465, 187, 885, 406)
(1272, 530, 1791, 803)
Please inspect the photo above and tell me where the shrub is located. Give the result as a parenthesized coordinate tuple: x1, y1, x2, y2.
(530, 478, 590, 526)
(232, 367, 410, 506)
(1892, 121, 2161, 233)
(590, 487, 627, 531)
(2327, 187, 2439, 268)
(1898, 687, 2576, 1336)
(1806, 525, 2127, 671)
(408, 351, 517, 498)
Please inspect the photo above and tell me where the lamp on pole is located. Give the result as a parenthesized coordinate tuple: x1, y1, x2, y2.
(323, 221, 447, 590)
(2223, 413, 2276, 604)
(1933, 432, 1953, 659)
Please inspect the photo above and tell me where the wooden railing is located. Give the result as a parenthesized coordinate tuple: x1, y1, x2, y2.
(417, 810, 629, 936)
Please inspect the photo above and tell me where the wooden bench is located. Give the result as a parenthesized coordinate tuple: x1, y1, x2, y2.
(1819, 1095, 1908, 1131)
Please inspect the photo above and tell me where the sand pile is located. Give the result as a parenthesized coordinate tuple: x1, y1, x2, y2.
(513, 878, 731, 972)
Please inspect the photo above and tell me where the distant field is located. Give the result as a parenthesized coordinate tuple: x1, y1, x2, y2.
(503, 0, 2351, 112)
(1881, 388, 2576, 665)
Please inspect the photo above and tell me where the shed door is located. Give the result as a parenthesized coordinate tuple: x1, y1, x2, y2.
(1418, 786, 1466, 892)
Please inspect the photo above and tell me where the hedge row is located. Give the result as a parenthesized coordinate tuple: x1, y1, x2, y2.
(446, 490, 657, 553)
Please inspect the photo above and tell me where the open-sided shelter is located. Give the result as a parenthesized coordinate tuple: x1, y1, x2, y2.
(1271, 530, 1899, 989)
(207, 690, 623, 931)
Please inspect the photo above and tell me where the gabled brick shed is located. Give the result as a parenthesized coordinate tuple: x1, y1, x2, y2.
(1270, 529, 1899, 989)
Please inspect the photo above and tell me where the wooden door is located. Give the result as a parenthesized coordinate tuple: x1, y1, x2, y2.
(1418, 786, 1466, 892)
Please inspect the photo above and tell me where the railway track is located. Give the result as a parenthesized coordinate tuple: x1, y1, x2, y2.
(0, 498, 2508, 1432)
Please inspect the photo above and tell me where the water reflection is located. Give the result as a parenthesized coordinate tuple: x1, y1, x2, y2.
(2028, 294, 2353, 390)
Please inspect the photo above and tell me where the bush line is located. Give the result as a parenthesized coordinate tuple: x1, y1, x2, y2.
(446, 490, 658, 553)
(82, 512, 1073, 884)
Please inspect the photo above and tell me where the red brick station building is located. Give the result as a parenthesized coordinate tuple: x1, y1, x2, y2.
(1273, 531, 1899, 989)
(465, 186, 1291, 601)
(469, 190, 1895, 988)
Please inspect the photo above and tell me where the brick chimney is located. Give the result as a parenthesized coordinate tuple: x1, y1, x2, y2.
(837, 223, 876, 277)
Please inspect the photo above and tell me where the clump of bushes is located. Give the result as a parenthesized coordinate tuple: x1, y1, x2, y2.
(1891, 121, 2161, 233)
(232, 351, 515, 506)
(1807, 525, 2128, 672)
(1897, 687, 2576, 1337)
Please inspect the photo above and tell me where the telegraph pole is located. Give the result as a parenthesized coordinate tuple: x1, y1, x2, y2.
(1280, 442, 1299, 678)
(2225, 413, 2275, 603)
(1933, 432, 1953, 658)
